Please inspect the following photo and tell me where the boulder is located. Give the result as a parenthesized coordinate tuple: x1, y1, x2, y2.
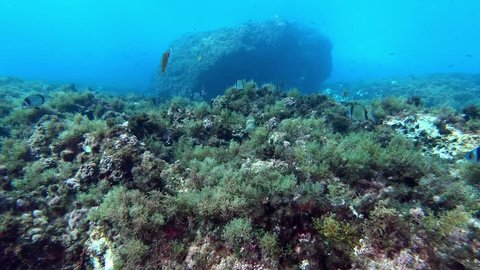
(157, 20, 332, 99)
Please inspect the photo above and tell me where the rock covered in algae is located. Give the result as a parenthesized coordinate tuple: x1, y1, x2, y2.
(1, 76, 479, 269)
(385, 113, 480, 159)
(86, 226, 115, 270)
(157, 19, 332, 99)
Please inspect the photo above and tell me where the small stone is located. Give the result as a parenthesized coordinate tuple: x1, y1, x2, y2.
(266, 117, 279, 130)
(29, 227, 44, 235)
(409, 207, 425, 221)
(282, 97, 296, 107)
(32, 210, 43, 218)
(33, 216, 49, 226)
(75, 162, 98, 182)
(299, 259, 310, 270)
(203, 118, 213, 129)
(245, 118, 256, 132)
(31, 233, 45, 243)
(61, 149, 76, 162)
(433, 195, 444, 204)
(83, 145, 92, 153)
(48, 196, 61, 206)
(269, 132, 286, 145)
(16, 198, 27, 209)
(20, 213, 32, 223)
(64, 178, 80, 189)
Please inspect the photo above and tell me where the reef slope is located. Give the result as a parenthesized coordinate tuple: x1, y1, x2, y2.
(0, 75, 479, 269)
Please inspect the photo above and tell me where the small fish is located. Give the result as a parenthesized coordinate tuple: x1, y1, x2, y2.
(465, 146, 480, 163)
(347, 103, 369, 122)
(161, 49, 171, 73)
(465, 54, 474, 58)
(22, 94, 45, 109)
(234, 80, 244, 90)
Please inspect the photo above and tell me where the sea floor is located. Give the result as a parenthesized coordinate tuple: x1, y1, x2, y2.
(0, 74, 479, 269)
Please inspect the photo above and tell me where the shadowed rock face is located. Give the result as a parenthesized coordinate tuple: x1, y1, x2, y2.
(157, 20, 332, 99)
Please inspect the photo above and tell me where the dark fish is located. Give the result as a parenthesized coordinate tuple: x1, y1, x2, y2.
(22, 94, 45, 109)
(347, 103, 369, 122)
(465, 146, 480, 163)
(161, 49, 171, 73)
(465, 54, 474, 58)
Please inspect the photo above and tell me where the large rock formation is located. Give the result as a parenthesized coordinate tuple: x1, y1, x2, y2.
(157, 20, 332, 99)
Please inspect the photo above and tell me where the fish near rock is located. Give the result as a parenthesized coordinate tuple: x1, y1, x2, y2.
(22, 94, 45, 109)
(234, 80, 244, 90)
(347, 103, 378, 123)
(160, 49, 172, 74)
(347, 103, 368, 121)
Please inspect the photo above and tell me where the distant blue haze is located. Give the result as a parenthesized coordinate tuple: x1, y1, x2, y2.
(0, 0, 478, 93)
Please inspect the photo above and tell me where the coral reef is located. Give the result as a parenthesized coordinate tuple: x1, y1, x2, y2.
(0, 75, 479, 269)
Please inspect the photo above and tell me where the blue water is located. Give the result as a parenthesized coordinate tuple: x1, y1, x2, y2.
(0, 0, 478, 93)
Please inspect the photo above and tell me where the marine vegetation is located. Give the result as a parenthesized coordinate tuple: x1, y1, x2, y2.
(0, 75, 479, 269)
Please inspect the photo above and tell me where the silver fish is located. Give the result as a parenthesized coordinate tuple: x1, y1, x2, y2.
(234, 80, 244, 90)
(22, 94, 45, 109)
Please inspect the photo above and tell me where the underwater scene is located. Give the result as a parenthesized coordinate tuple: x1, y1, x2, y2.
(0, 1, 479, 269)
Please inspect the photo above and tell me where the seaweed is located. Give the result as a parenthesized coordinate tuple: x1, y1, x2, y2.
(222, 218, 253, 253)
(1, 75, 479, 269)
(49, 91, 95, 113)
(462, 104, 480, 121)
(259, 232, 280, 258)
(313, 214, 360, 253)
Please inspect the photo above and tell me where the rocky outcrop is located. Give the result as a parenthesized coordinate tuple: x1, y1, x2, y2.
(385, 113, 480, 159)
(157, 20, 332, 99)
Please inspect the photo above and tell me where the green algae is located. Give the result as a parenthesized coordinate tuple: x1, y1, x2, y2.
(222, 218, 253, 252)
(0, 75, 479, 269)
(0, 137, 32, 175)
(422, 206, 472, 241)
(313, 214, 360, 253)
(259, 232, 280, 258)
(460, 162, 480, 185)
(89, 186, 166, 237)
